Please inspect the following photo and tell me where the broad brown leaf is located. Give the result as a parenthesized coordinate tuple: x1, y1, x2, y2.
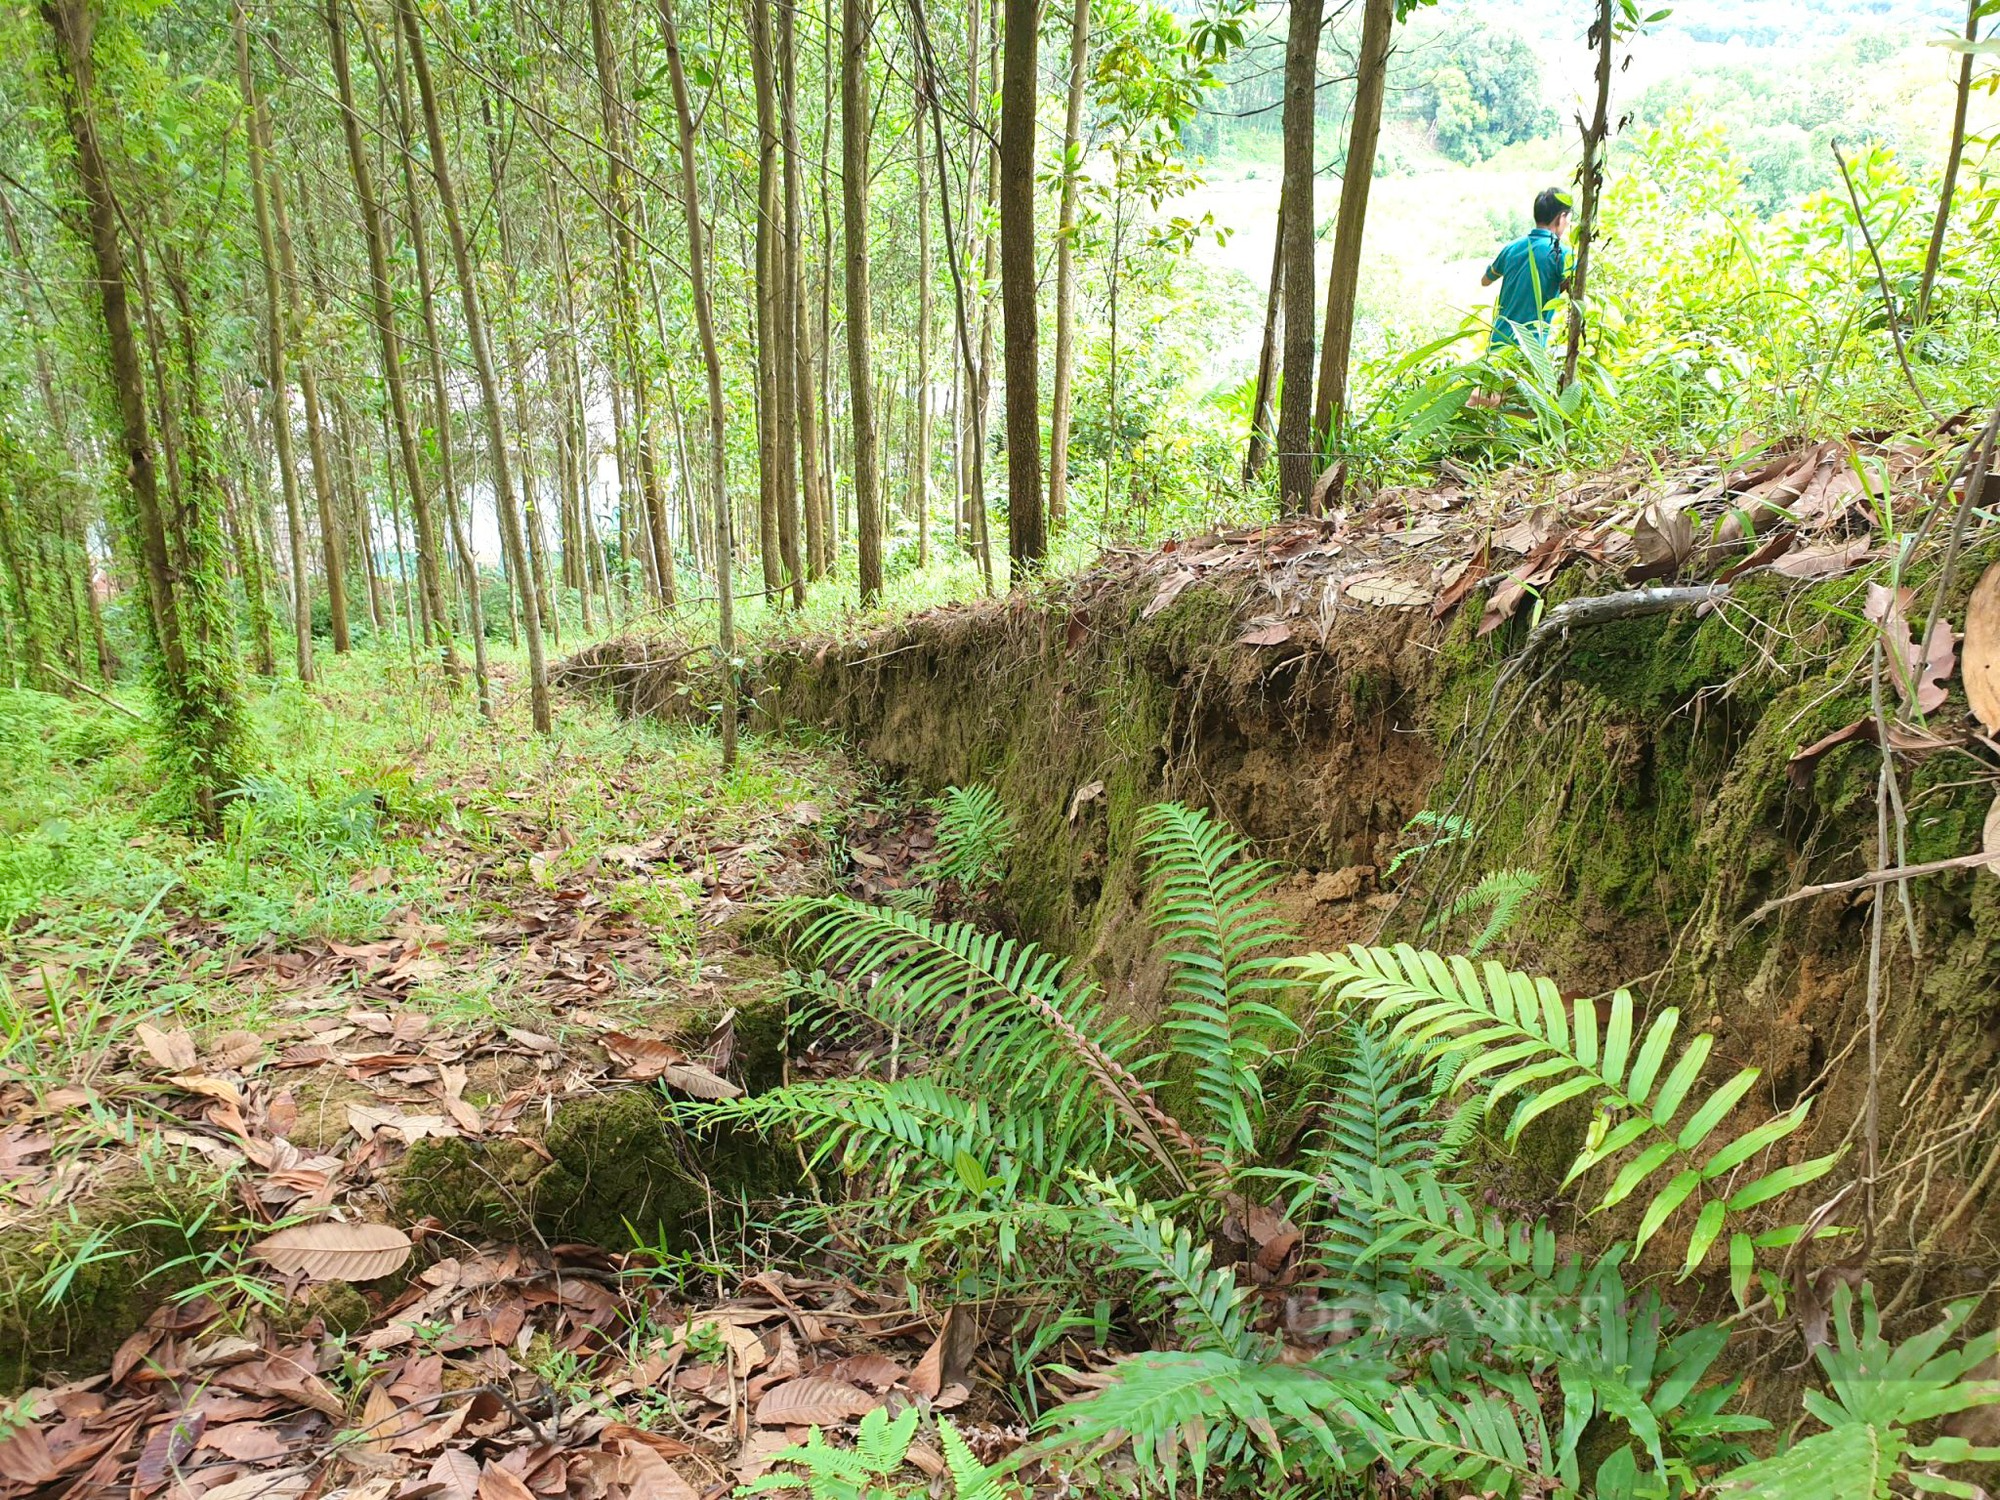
(251, 1221, 412, 1282)
(1964, 561, 2000, 731)
(196, 1424, 288, 1463)
(656, 1062, 742, 1100)
(134, 1024, 198, 1073)
(752, 1376, 877, 1427)
(428, 1449, 482, 1500)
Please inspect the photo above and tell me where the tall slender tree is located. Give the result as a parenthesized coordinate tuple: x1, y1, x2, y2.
(659, 0, 737, 767)
(395, 0, 548, 729)
(1047, 0, 1091, 534)
(329, 0, 461, 681)
(843, 0, 884, 604)
(49, 0, 249, 829)
(1276, 0, 1323, 513)
(1311, 0, 1394, 461)
(234, 0, 314, 681)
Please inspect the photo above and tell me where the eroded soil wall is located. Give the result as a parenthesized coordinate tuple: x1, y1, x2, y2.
(566, 551, 2000, 1301)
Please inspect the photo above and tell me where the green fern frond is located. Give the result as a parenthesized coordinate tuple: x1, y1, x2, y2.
(1297, 1024, 1439, 1297)
(1139, 802, 1299, 1166)
(937, 1416, 1026, 1500)
(1719, 1286, 2000, 1498)
(1034, 1348, 1384, 1486)
(1077, 1171, 1253, 1356)
(922, 784, 1014, 892)
(784, 896, 1209, 1188)
(1377, 1387, 1552, 1498)
(1292, 944, 1837, 1273)
(1384, 810, 1475, 877)
(698, 1074, 1108, 1213)
(1423, 867, 1543, 956)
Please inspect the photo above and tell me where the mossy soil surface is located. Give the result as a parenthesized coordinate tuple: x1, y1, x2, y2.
(0, 656, 871, 1392)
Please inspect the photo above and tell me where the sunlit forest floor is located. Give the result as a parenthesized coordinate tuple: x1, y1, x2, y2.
(0, 653, 1001, 1484)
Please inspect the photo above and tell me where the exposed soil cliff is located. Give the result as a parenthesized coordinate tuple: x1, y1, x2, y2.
(563, 515, 2000, 1314)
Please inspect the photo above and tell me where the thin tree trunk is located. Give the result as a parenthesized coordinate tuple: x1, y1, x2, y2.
(234, 0, 314, 681)
(751, 0, 805, 605)
(915, 120, 932, 568)
(659, 0, 737, 767)
(1276, 0, 1323, 513)
(1047, 0, 1089, 534)
(842, 0, 883, 604)
(396, 0, 549, 729)
(1245, 184, 1285, 480)
(391, 41, 491, 715)
(1562, 0, 1612, 390)
(1917, 0, 1981, 328)
(53, 0, 245, 827)
(586, 0, 673, 608)
(911, 0, 990, 589)
(781, 0, 827, 583)
(226, 385, 279, 675)
(271, 167, 351, 654)
(334, 393, 387, 633)
(999, 0, 1043, 573)
(331, 0, 462, 681)
(749, 0, 786, 601)
(1311, 0, 1393, 463)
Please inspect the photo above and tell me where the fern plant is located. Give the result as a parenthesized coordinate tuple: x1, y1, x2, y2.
(1717, 1287, 2000, 1500)
(916, 784, 1013, 895)
(1422, 866, 1543, 956)
(707, 797, 1990, 1500)
(1291, 943, 1839, 1280)
(743, 1406, 1024, 1499)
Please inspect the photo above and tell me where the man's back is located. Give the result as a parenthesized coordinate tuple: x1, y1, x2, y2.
(1486, 226, 1566, 347)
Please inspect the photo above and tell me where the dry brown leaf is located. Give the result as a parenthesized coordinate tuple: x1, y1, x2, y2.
(1431, 553, 1489, 620)
(1626, 500, 1696, 582)
(1963, 561, 2000, 731)
(134, 1023, 199, 1073)
(817, 1354, 907, 1391)
(196, 1471, 309, 1500)
(196, 1424, 288, 1463)
(1342, 573, 1429, 608)
(753, 1376, 878, 1427)
(1140, 569, 1198, 620)
(1984, 797, 2000, 877)
(604, 1033, 685, 1082)
(0, 1425, 59, 1486)
(1786, 720, 1877, 788)
(428, 1450, 482, 1500)
(733, 1431, 792, 1486)
(1771, 537, 1873, 581)
(477, 1463, 538, 1500)
(358, 1381, 402, 1454)
(613, 1441, 699, 1500)
(683, 1318, 767, 1375)
(906, 1310, 955, 1401)
(210, 1030, 265, 1070)
(656, 1062, 743, 1100)
(251, 1221, 412, 1282)
(164, 1074, 245, 1108)
(1237, 622, 1293, 647)
(598, 1427, 693, 1461)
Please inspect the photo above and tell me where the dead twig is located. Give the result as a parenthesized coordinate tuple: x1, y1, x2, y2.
(1742, 848, 1995, 924)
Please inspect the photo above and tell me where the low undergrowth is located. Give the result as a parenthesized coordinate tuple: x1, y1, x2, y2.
(701, 792, 2000, 1497)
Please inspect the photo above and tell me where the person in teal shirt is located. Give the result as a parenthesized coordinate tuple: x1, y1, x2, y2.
(1482, 187, 1573, 348)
